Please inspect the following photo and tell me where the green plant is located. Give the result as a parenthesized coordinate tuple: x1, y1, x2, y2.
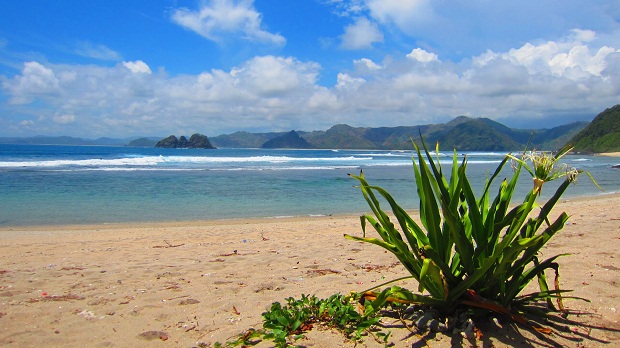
(217, 293, 389, 347)
(346, 139, 596, 332)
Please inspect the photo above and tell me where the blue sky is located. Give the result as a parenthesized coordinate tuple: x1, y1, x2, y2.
(1, 0, 619, 138)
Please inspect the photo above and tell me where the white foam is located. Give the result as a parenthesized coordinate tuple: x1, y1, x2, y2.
(0, 155, 374, 169)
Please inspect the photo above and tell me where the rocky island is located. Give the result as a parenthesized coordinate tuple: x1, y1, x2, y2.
(155, 133, 216, 149)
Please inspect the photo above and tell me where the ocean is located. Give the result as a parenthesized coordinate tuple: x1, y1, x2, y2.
(1, 144, 618, 226)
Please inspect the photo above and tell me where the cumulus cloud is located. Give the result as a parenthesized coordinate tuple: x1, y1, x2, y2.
(406, 48, 439, 63)
(340, 17, 384, 49)
(3, 61, 60, 104)
(336, 72, 365, 91)
(478, 30, 620, 79)
(1, 29, 618, 137)
(122, 60, 152, 74)
(354, 58, 382, 70)
(171, 0, 285, 45)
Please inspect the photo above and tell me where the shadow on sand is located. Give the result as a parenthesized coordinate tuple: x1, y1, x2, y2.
(397, 309, 620, 347)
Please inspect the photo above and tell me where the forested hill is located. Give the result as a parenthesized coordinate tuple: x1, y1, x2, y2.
(210, 116, 588, 151)
(568, 104, 620, 153)
(0, 114, 596, 151)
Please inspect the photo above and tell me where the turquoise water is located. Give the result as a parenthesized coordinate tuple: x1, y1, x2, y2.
(0, 144, 618, 226)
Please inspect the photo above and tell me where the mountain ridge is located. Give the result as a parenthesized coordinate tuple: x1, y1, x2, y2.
(211, 116, 588, 151)
(0, 115, 592, 151)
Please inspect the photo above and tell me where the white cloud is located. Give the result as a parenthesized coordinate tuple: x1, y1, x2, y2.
(122, 60, 152, 74)
(3, 61, 60, 104)
(53, 114, 75, 125)
(570, 28, 597, 42)
(171, 0, 285, 45)
(336, 73, 365, 90)
(354, 58, 382, 70)
(323, 0, 365, 17)
(19, 120, 34, 126)
(364, 0, 432, 30)
(1, 27, 619, 137)
(340, 17, 383, 49)
(74, 42, 122, 61)
(406, 48, 439, 63)
(478, 30, 620, 79)
(232, 56, 319, 96)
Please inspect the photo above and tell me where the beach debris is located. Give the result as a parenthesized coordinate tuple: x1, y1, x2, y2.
(29, 293, 85, 303)
(78, 310, 97, 320)
(460, 318, 476, 339)
(489, 316, 503, 329)
(138, 330, 169, 341)
(219, 250, 238, 257)
(254, 283, 284, 293)
(306, 269, 341, 277)
(60, 266, 85, 271)
(119, 296, 134, 304)
(163, 294, 187, 300)
(358, 262, 400, 272)
(232, 305, 240, 315)
(153, 240, 185, 248)
(179, 298, 200, 305)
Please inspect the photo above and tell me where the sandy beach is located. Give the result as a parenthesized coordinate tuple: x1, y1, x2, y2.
(597, 152, 620, 157)
(1, 194, 619, 347)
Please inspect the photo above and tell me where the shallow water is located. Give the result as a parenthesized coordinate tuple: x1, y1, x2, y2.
(1, 144, 617, 226)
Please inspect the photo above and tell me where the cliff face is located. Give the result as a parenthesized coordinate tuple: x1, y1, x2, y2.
(155, 134, 216, 149)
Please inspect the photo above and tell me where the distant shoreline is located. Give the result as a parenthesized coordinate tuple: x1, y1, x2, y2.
(596, 152, 620, 157)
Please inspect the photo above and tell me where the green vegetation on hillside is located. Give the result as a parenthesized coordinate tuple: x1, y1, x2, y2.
(211, 116, 587, 150)
(569, 104, 620, 153)
(261, 130, 312, 149)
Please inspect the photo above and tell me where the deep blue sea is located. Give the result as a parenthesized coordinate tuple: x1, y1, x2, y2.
(1, 144, 618, 226)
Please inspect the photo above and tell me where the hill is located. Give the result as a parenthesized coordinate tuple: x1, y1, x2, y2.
(0, 135, 97, 146)
(261, 130, 312, 149)
(210, 131, 288, 148)
(208, 116, 587, 150)
(155, 134, 216, 149)
(0, 136, 155, 146)
(126, 137, 159, 147)
(568, 104, 620, 153)
(305, 118, 585, 151)
(0, 113, 594, 151)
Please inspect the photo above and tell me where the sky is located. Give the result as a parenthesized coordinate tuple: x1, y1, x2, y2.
(0, 0, 619, 138)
